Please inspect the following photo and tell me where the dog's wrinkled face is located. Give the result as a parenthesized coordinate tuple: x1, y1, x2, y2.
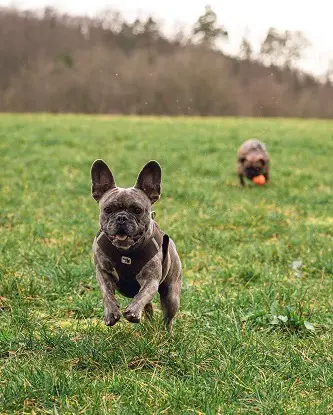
(91, 160, 161, 250)
(99, 188, 153, 249)
(240, 154, 266, 179)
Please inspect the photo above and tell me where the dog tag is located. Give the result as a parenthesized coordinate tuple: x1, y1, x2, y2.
(121, 256, 132, 265)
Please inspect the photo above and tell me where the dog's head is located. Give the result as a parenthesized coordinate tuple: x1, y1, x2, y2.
(239, 153, 266, 179)
(91, 160, 161, 250)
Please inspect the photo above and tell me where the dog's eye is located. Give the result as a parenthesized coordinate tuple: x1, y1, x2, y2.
(104, 206, 115, 214)
(134, 207, 142, 214)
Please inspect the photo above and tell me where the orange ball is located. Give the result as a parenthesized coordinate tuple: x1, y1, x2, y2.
(252, 175, 266, 185)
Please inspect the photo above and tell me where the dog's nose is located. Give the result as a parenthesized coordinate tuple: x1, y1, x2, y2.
(116, 214, 127, 224)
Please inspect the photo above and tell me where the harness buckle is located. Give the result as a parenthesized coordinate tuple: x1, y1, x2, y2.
(121, 256, 132, 265)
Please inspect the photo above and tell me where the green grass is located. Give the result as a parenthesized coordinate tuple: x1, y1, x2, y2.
(0, 114, 332, 414)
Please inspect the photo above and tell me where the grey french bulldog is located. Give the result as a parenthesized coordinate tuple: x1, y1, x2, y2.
(91, 159, 182, 330)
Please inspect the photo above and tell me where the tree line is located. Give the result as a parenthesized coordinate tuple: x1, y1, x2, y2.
(0, 5, 332, 118)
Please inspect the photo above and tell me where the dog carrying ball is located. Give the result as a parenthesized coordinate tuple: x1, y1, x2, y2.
(252, 175, 266, 185)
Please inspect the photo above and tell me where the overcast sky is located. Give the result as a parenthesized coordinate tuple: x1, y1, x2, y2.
(1, 0, 332, 76)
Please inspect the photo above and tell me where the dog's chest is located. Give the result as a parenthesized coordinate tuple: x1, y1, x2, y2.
(111, 269, 140, 298)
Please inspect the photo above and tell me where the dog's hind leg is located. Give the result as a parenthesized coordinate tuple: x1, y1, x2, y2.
(159, 277, 181, 331)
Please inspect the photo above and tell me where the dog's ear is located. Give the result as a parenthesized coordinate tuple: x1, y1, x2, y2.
(91, 159, 116, 202)
(134, 160, 161, 204)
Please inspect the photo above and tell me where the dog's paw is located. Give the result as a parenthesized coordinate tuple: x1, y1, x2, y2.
(123, 305, 141, 324)
(104, 307, 121, 326)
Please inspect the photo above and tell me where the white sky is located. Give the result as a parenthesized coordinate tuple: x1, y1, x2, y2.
(2, 0, 332, 76)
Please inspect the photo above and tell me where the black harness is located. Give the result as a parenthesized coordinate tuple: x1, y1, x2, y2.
(96, 223, 169, 287)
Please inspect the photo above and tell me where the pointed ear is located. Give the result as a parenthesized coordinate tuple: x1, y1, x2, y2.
(90, 159, 116, 201)
(134, 160, 161, 204)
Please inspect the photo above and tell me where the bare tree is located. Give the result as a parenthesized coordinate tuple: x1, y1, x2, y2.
(325, 59, 333, 84)
(193, 5, 228, 49)
(284, 30, 310, 67)
(260, 28, 288, 66)
(260, 28, 310, 68)
(239, 37, 253, 60)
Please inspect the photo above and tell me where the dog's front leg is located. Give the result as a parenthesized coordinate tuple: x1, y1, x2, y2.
(239, 174, 245, 186)
(123, 271, 160, 324)
(96, 266, 121, 326)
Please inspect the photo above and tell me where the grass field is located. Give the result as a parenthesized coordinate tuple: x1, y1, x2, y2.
(0, 114, 332, 414)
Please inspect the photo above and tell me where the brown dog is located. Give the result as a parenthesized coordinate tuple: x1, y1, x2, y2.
(237, 139, 270, 186)
(91, 159, 182, 330)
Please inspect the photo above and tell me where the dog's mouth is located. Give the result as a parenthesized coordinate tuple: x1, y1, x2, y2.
(104, 227, 145, 248)
(108, 231, 143, 246)
(114, 234, 128, 241)
(108, 233, 132, 243)
(245, 167, 261, 179)
(106, 233, 133, 249)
